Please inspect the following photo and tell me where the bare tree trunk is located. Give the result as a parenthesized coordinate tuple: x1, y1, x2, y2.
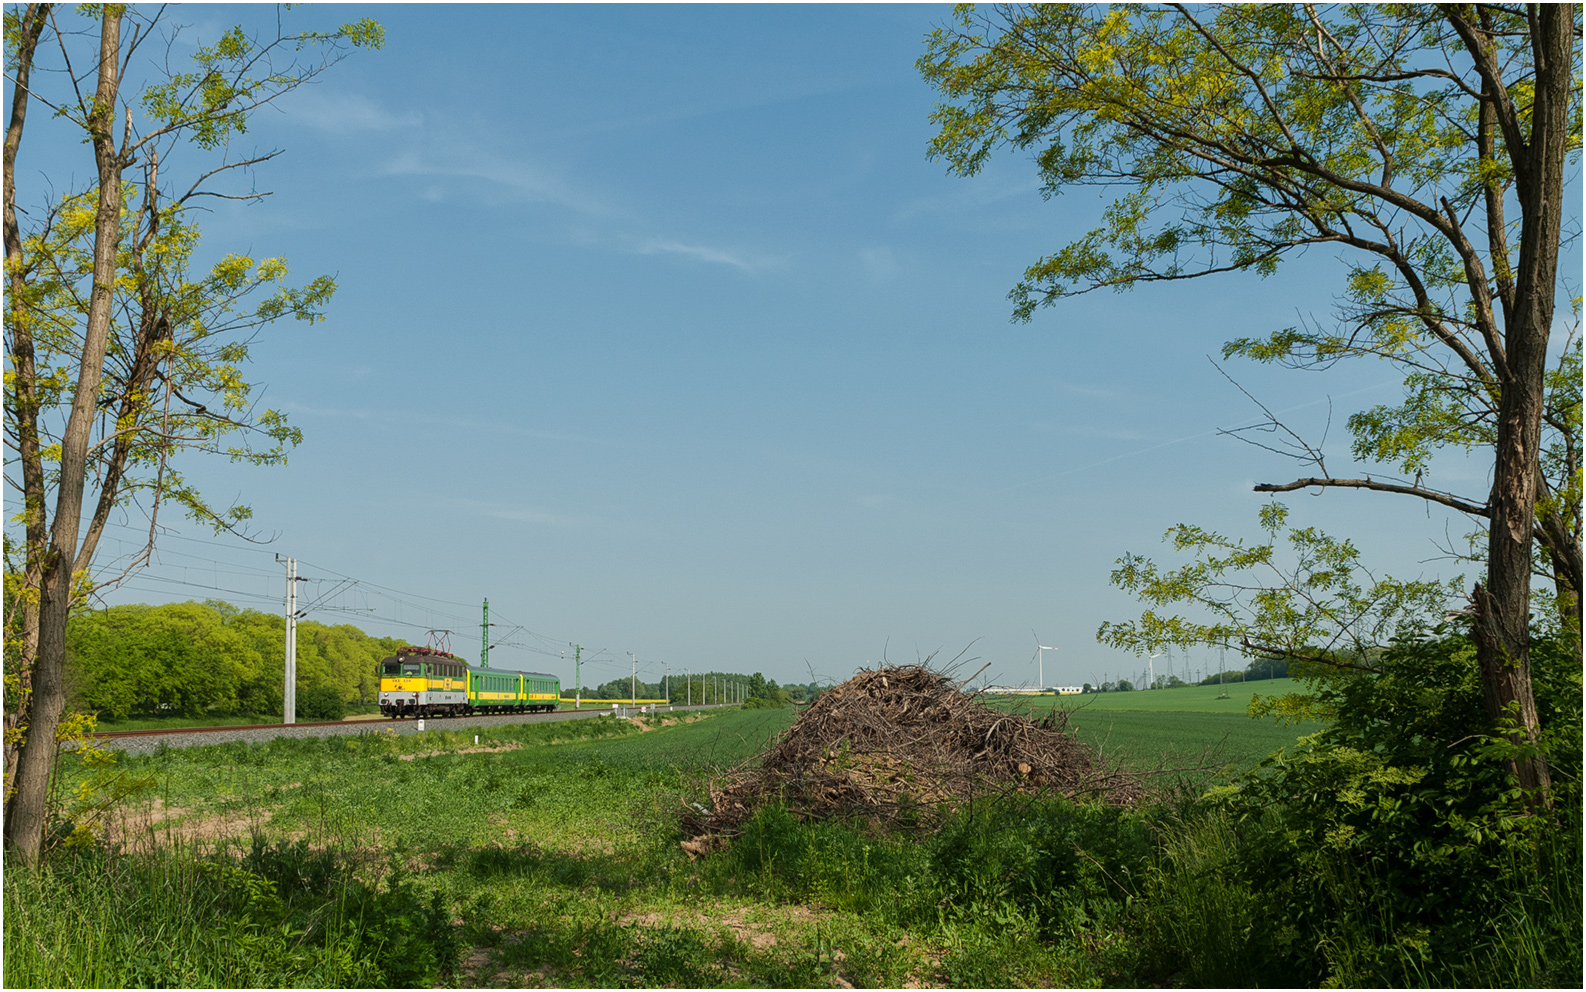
(2, 2, 51, 803)
(4, 7, 124, 863)
(1470, 2, 1573, 806)
(1545, 535, 1582, 632)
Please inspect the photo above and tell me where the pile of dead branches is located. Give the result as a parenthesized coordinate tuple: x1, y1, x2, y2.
(682, 665, 1141, 842)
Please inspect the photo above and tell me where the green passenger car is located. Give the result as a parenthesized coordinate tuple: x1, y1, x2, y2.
(378, 646, 561, 718)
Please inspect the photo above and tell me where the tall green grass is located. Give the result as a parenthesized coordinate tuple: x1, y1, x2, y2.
(3, 833, 457, 988)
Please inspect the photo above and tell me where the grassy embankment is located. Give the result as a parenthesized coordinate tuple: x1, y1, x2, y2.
(91, 700, 705, 732)
(92, 705, 383, 732)
(7, 692, 1577, 988)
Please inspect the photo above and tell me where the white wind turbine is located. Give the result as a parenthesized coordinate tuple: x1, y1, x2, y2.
(1147, 650, 1165, 690)
(1033, 632, 1058, 690)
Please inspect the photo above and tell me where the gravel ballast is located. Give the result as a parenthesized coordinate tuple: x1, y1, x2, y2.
(94, 704, 725, 754)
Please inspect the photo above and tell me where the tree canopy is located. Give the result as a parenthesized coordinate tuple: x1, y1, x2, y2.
(921, 3, 1580, 801)
(64, 601, 403, 721)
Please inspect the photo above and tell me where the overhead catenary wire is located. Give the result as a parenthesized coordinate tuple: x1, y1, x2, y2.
(90, 521, 726, 691)
(82, 521, 633, 674)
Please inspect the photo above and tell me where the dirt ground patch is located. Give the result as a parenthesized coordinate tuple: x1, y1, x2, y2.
(100, 796, 268, 849)
(400, 742, 523, 760)
(620, 902, 822, 950)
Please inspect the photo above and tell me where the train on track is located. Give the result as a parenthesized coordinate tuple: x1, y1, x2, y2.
(378, 646, 561, 719)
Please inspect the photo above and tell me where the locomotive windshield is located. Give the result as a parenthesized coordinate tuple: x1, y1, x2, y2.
(381, 661, 400, 676)
(402, 662, 422, 676)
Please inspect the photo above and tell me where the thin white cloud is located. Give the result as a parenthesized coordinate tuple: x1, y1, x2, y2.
(891, 172, 1044, 224)
(382, 145, 779, 275)
(631, 236, 780, 274)
(381, 148, 619, 218)
(277, 89, 421, 133)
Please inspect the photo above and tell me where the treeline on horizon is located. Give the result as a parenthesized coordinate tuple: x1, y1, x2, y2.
(1089, 656, 1290, 692)
(60, 599, 812, 721)
(578, 671, 816, 705)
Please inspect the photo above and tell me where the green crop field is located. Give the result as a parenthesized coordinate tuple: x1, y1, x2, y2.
(982, 680, 1321, 778)
(986, 677, 1307, 714)
(1064, 710, 1319, 776)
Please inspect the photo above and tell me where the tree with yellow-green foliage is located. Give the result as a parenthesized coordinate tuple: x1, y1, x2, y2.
(921, 4, 1579, 804)
(4, 4, 382, 862)
(62, 600, 404, 720)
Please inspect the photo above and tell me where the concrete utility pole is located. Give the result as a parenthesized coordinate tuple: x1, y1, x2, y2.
(664, 661, 669, 704)
(481, 598, 490, 669)
(628, 651, 636, 704)
(277, 556, 303, 724)
(575, 644, 582, 708)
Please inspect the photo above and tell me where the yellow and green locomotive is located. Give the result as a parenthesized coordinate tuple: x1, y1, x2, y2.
(377, 646, 561, 718)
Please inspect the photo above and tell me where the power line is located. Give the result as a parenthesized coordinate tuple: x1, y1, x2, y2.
(109, 573, 280, 603)
(97, 522, 497, 629)
(76, 522, 644, 675)
(99, 520, 292, 557)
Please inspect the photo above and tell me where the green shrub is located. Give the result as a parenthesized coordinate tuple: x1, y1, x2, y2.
(1176, 631, 1584, 985)
(296, 685, 346, 721)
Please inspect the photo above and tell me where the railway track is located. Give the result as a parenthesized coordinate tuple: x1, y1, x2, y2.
(90, 718, 391, 739)
(87, 704, 726, 751)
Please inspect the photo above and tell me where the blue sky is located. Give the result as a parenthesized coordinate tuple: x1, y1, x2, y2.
(14, 4, 1559, 694)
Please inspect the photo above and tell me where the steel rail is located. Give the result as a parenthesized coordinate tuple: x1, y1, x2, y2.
(88, 703, 730, 739)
